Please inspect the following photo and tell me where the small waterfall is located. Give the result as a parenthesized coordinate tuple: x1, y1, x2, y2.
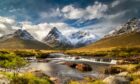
(110, 60, 117, 64)
(52, 56, 117, 64)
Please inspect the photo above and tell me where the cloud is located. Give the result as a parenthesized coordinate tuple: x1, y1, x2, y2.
(0, 16, 19, 35)
(111, 1, 120, 7)
(81, 10, 129, 37)
(0, 0, 140, 39)
(42, 8, 62, 18)
(61, 1, 108, 21)
(0, 16, 77, 40)
(21, 21, 77, 40)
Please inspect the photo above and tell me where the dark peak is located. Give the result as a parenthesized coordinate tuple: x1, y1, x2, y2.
(49, 27, 61, 35)
(14, 29, 23, 35)
(127, 17, 139, 24)
(14, 29, 34, 40)
(14, 29, 28, 35)
(78, 31, 90, 35)
(129, 17, 138, 21)
(52, 27, 58, 31)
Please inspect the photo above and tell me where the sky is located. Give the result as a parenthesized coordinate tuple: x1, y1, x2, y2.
(0, 0, 140, 40)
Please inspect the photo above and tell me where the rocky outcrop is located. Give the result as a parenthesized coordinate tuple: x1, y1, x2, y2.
(63, 62, 77, 68)
(104, 66, 125, 75)
(64, 62, 92, 72)
(75, 63, 92, 72)
(0, 74, 10, 84)
(103, 76, 130, 84)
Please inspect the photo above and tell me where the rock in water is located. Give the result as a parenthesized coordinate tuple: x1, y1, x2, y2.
(75, 63, 92, 72)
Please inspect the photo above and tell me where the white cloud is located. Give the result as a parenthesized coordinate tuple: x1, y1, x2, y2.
(0, 16, 15, 25)
(21, 21, 77, 41)
(0, 16, 78, 40)
(81, 10, 128, 37)
(0, 16, 18, 35)
(61, 1, 108, 21)
(61, 5, 85, 19)
(111, 1, 120, 7)
(40, 8, 62, 19)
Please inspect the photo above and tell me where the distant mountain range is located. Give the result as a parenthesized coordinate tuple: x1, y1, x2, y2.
(42, 27, 98, 49)
(0, 18, 139, 50)
(68, 31, 99, 47)
(0, 27, 98, 49)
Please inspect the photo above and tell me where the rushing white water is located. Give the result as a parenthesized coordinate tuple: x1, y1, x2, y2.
(51, 56, 117, 64)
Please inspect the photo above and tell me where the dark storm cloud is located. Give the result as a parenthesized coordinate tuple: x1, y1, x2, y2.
(0, 0, 95, 22)
(106, 0, 140, 23)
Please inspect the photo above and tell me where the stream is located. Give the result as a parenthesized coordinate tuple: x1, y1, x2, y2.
(22, 53, 117, 84)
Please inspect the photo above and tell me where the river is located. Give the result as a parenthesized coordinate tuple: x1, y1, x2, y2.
(23, 53, 116, 84)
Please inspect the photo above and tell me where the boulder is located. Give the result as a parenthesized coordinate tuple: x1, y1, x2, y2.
(31, 70, 47, 78)
(103, 76, 130, 84)
(75, 56, 80, 59)
(63, 62, 92, 72)
(104, 67, 125, 75)
(63, 62, 77, 68)
(117, 72, 128, 76)
(75, 63, 92, 72)
(0, 74, 10, 84)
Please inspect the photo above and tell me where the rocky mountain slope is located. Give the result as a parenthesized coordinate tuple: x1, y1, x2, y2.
(105, 18, 140, 38)
(68, 31, 99, 47)
(43, 27, 72, 49)
(43, 27, 99, 48)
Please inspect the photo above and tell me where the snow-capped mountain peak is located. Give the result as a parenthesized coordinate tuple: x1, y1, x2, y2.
(43, 27, 72, 48)
(105, 18, 140, 38)
(68, 30, 99, 47)
(14, 29, 35, 40)
(0, 29, 35, 41)
(47, 27, 62, 37)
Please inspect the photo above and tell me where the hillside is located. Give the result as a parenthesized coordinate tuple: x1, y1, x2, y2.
(66, 18, 140, 55)
(67, 32, 140, 53)
(0, 37, 50, 49)
(0, 29, 50, 50)
(83, 32, 140, 49)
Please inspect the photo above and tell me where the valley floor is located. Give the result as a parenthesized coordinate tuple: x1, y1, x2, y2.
(0, 48, 139, 84)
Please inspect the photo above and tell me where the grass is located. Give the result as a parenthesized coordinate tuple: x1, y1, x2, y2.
(111, 64, 140, 72)
(83, 32, 140, 49)
(66, 32, 140, 56)
(66, 47, 140, 58)
(10, 72, 52, 84)
(127, 71, 140, 84)
(0, 37, 51, 49)
(68, 79, 105, 84)
(0, 49, 58, 58)
(0, 71, 53, 84)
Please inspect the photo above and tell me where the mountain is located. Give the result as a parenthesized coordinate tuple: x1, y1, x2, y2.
(68, 31, 99, 47)
(105, 18, 140, 38)
(43, 27, 72, 49)
(0, 29, 50, 49)
(72, 18, 140, 51)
